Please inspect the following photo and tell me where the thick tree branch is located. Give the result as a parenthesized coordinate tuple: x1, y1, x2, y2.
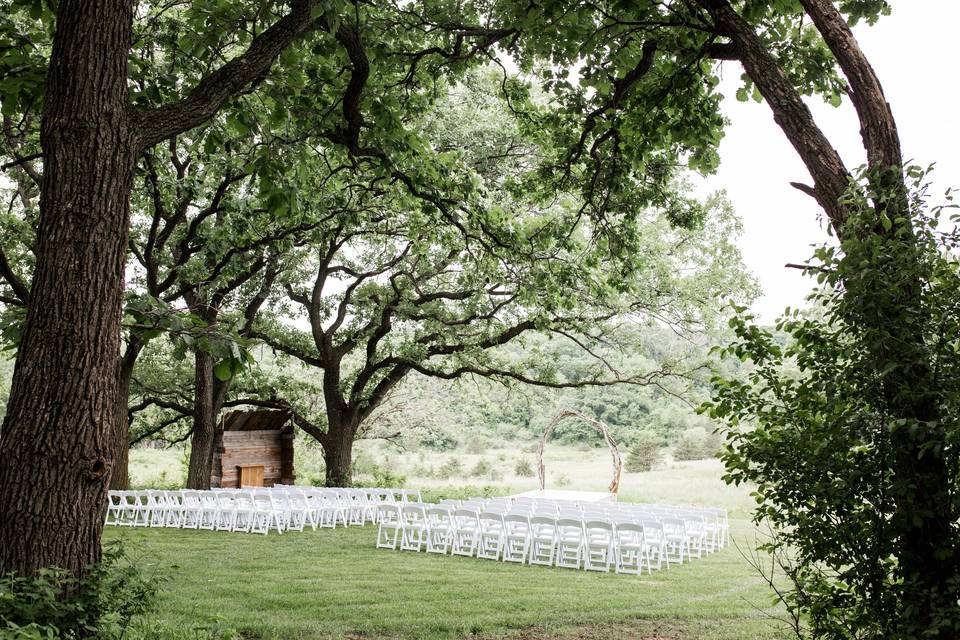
(135, 0, 322, 152)
(0, 246, 30, 305)
(798, 0, 902, 175)
(693, 0, 851, 227)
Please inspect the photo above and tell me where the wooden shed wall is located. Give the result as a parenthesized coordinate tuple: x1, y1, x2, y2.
(211, 425, 295, 488)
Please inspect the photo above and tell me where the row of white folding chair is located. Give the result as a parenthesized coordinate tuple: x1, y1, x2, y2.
(107, 489, 303, 534)
(421, 497, 727, 555)
(376, 504, 677, 574)
(508, 501, 726, 554)
(614, 507, 726, 552)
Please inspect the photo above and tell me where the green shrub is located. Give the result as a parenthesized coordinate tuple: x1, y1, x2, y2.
(672, 427, 720, 461)
(464, 437, 490, 455)
(468, 458, 493, 478)
(409, 464, 433, 477)
(513, 458, 535, 477)
(0, 540, 163, 639)
(434, 457, 463, 480)
(352, 456, 406, 488)
(369, 466, 406, 489)
(554, 472, 570, 487)
(420, 431, 458, 451)
(419, 485, 505, 503)
(625, 432, 662, 472)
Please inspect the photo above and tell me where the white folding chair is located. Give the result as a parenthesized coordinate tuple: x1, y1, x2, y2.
(613, 521, 648, 575)
(180, 491, 203, 529)
(477, 512, 505, 561)
(376, 504, 404, 550)
(584, 520, 615, 572)
(288, 489, 319, 530)
(425, 507, 455, 554)
(231, 492, 256, 533)
(503, 514, 532, 563)
(276, 491, 305, 532)
(451, 509, 481, 557)
(252, 492, 284, 534)
(555, 518, 585, 569)
(162, 490, 185, 527)
(214, 491, 238, 531)
(662, 517, 689, 565)
(146, 490, 168, 527)
(105, 491, 125, 526)
(400, 504, 429, 552)
(528, 516, 558, 566)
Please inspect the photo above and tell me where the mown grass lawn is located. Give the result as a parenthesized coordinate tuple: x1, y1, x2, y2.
(107, 519, 785, 640)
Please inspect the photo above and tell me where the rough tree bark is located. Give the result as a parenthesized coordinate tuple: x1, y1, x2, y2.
(110, 336, 144, 490)
(0, 0, 136, 577)
(185, 350, 217, 489)
(322, 413, 358, 487)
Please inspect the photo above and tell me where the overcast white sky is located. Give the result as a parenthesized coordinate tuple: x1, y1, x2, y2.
(700, 1, 960, 322)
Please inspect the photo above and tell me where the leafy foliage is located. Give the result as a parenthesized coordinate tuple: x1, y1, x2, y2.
(704, 169, 960, 638)
(0, 541, 162, 639)
(625, 431, 663, 472)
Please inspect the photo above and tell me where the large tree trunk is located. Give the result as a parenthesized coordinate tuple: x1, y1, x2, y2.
(0, 0, 134, 578)
(185, 350, 217, 489)
(110, 337, 143, 490)
(323, 415, 358, 487)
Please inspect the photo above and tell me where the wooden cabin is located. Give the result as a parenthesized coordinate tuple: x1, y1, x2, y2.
(211, 409, 295, 488)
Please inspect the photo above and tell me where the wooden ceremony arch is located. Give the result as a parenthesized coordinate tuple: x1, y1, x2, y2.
(536, 408, 623, 494)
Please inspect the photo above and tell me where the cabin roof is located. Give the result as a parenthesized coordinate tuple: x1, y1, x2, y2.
(221, 409, 290, 432)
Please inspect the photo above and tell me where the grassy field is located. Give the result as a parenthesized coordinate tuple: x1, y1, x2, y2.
(118, 448, 782, 639)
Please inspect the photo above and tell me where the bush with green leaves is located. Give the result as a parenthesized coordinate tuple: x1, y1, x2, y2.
(671, 427, 719, 461)
(419, 485, 505, 503)
(513, 458, 535, 477)
(625, 432, 662, 472)
(704, 170, 960, 638)
(468, 458, 495, 479)
(434, 457, 463, 480)
(464, 437, 490, 455)
(0, 541, 162, 639)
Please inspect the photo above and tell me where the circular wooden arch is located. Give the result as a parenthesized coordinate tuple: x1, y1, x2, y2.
(536, 408, 622, 494)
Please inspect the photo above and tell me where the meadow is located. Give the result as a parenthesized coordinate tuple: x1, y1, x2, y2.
(115, 445, 783, 639)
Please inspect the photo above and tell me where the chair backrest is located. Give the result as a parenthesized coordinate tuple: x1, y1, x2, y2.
(425, 507, 451, 525)
(529, 515, 557, 536)
(478, 512, 504, 526)
(557, 517, 585, 537)
(378, 503, 401, 524)
(453, 509, 479, 527)
(401, 504, 426, 524)
(614, 521, 643, 540)
(503, 513, 530, 532)
(662, 517, 685, 534)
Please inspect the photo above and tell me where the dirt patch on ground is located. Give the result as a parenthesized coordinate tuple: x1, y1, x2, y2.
(477, 622, 682, 639)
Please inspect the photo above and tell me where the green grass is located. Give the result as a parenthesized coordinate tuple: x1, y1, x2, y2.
(107, 521, 783, 640)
